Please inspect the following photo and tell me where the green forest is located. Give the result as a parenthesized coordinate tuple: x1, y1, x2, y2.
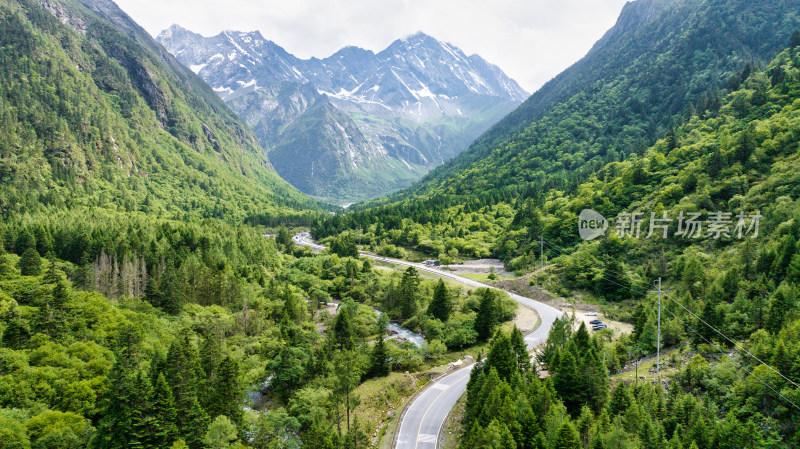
(4, 0, 800, 447)
(314, 27, 800, 449)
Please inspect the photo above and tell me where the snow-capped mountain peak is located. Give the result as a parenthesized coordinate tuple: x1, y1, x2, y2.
(157, 26, 528, 203)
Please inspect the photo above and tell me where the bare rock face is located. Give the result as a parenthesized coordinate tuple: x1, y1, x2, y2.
(158, 27, 528, 203)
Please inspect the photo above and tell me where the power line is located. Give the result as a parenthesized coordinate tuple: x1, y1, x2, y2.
(538, 237, 800, 409)
(659, 301, 800, 412)
(664, 293, 800, 390)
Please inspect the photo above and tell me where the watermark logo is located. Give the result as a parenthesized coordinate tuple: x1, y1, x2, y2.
(578, 209, 761, 241)
(578, 209, 608, 241)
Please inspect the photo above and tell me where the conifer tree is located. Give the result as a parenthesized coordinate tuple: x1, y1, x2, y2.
(580, 348, 609, 413)
(18, 247, 41, 276)
(152, 373, 179, 447)
(166, 332, 210, 448)
(474, 289, 499, 341)
(333, 307, 355, 350)
(94, 356, 149, 448)
(399, 267, 421, 318)
(554, 350, 581, 413)
(554, 421, 581, 449)
(427, 279, 453, 322)
(510, 326, 531, 372)
(369, 335, 390, 378)
(208, 356, 244, 426)
(485, 332, 517, 381)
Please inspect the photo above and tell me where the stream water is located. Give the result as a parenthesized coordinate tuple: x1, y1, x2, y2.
(247, 308, 424, 408)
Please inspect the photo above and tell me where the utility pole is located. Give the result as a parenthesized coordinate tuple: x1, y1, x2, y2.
(650, 277, 670, 375)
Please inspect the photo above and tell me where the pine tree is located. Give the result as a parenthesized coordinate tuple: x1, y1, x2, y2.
(485, 332, 517, 381)
(18, 247, 41, 276)
(200, 333, 222, 391)
(333, 307, 355, 350)
(580, 348, 609, 413)
(608, 383, 632, 416)
(427, 279, 453, 322)
(399, 267, 421, 318)
(474, 289, 499, 341)
(510, 326, 531, 372)
(766, 284, 796, 334)
(361, 258, 372, 274)
(94, 355, 147, 448)
(15, 228, 35, 253)
(152, 373, 179, 447)
(554, 421, 581, 449)
(369, 336, 390, 378)
(208, 356, 244, 426)
(166, 332, 210, 448)
(44, 252, 59, 284)
(554, 350, 581, 413)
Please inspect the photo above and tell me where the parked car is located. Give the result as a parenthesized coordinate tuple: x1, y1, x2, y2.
(592, 324, 608, 330)
(589, 319, 602, 325)
(585, 312, 597, 316)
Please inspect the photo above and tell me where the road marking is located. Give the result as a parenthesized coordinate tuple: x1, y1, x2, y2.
(414, 372, 471, 449)
(429, 383, 449, 390)
(417, 434, 437, 443)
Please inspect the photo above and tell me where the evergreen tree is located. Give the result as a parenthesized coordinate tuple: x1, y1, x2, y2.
(18, 247, 41, 276)
(94, 354, 149, 448)
(580, 348, 609, 413)
(554, 350, 581, 413)
(152, 373, 179, 447)
(399, 267, 421, 318)
(485, 332, 517, 381)
(766, 284, 796, 334)
(554, 421, 581, 449)
(510, 326, 531, 372)
(427, 279, 453, 322)
(200, 333, 222, 391)
(608, 383, 633, 416)
(166, 331, 210, 448)
(207, 356, 244, 426)
(474, 289, 499, 341)
(333, 307, 355, 350)
(15, 228, 35, 253)
(44, 252, 59, 284)
(369, 336, 390, 378)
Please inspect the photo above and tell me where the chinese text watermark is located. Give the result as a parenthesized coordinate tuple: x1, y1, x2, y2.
(578, 209, 761, 241)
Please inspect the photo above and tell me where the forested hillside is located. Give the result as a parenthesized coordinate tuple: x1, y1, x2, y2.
(329, 36, 800, 449)
(436, 39, 800, 447)
(0, 0, 319, 222)
(316, 0, 800, 255)
(0, 0, 493, 447)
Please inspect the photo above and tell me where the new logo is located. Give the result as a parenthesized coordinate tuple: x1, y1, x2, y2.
(578, 209, 608, 241)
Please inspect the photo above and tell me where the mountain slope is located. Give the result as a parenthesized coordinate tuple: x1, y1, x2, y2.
(0, 0, 319, 223)
(407, 0, 800, 196)
(315, 0, 800, 259)
(157, 27, 527, 203)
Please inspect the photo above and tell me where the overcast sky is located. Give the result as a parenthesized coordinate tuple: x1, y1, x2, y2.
(115, 0, 630, 93)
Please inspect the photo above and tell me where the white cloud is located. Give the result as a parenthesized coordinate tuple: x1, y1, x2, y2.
(114, 0, 629, 93)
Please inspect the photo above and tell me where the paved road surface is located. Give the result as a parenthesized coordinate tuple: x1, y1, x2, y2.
(291, 232, 562, 448)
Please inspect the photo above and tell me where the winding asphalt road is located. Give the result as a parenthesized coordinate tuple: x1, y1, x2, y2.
(291, 232, 562, 449)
